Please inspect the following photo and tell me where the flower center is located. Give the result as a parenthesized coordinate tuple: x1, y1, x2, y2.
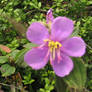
(48, 40, 62, 51)
(44, 39, 62, 63)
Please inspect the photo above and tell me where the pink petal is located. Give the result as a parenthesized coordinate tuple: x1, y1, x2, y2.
(46, 9, 54, 23)
(27, 22, 49, 45)
(62, 37, 86, 57)
(52, 54, 73, 77)
(24, 47, 49, 70)
(51, 17, 74, 41)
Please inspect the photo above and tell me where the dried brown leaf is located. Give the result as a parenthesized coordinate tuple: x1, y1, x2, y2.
(0, 45, 11, 53)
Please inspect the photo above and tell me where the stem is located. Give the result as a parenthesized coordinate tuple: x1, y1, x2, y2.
(10, 85, 16, 92)
(55, 76, 67, 92)
(0, 83, 20, 90)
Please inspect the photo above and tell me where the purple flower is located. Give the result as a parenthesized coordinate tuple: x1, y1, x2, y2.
(24, 12, 86, 77)
(46, 8, 54, 24)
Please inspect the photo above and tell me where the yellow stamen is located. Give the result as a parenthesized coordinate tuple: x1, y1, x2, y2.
(44, 39, 62, 60)
(55, 41, 62, 48)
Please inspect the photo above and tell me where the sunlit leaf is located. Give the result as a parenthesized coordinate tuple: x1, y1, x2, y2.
(15, 48, 29, 68)
(0, 56, 8, 64)
(23, 43, 37, 48)
(1, 64, 15, 77)
(9, 50, 20, 60)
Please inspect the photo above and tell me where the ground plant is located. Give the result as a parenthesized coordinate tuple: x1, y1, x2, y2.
(0, 0, 92, 92)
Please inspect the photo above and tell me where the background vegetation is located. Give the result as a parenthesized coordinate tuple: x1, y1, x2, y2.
(0, 0, 92, 92)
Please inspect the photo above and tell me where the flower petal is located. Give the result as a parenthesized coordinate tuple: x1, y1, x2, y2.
(52, 54, 73, 77)
(24, 47, 49, 70)
(51, 17, 74, 41)
(46, 9, 54, 23)
(62, 37, 86, 57)
(27, 22, 49, 45)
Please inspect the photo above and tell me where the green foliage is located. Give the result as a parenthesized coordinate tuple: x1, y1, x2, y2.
(0, 17, 17, 44)
(56, 76, 67, 92)
(7, 38, 19, 50)
(38, 78, 55, 92)
(1, 64, 15, 77)
(71, 21, 81, 37)
(23, 73, 35, 85)
(0, 0, 92, 92)
(55, 58, 87, 92)
(14, 48, 28, 68)
(0, 56, 8, 64)
(87, 69, 92, 91)
(63, 58, 87, 91)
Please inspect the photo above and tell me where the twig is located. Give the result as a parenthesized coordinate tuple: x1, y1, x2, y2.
(84, 88, 90, 92)
(0, 83, 20, 90)
(86, 44, 92, 50)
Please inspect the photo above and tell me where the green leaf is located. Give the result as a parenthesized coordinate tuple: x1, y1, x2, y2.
(22, 73, 35, 85)
(23, 79, 35, 85)
(30, 2, 38, 9)
(1, 64, 15, 77)
(9, 43, 36, 68)
(56, 76, 67, 92)
(0, 56, 8, 64)
(63, 58, 87, 90)
(15, 48, 29, 68)
(38, 2, 41, 8)
(9, 50, 20, 60)
(87, 1, 92, 5)
(23, 43, 37, 49)
(71, 21, 80, 37)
